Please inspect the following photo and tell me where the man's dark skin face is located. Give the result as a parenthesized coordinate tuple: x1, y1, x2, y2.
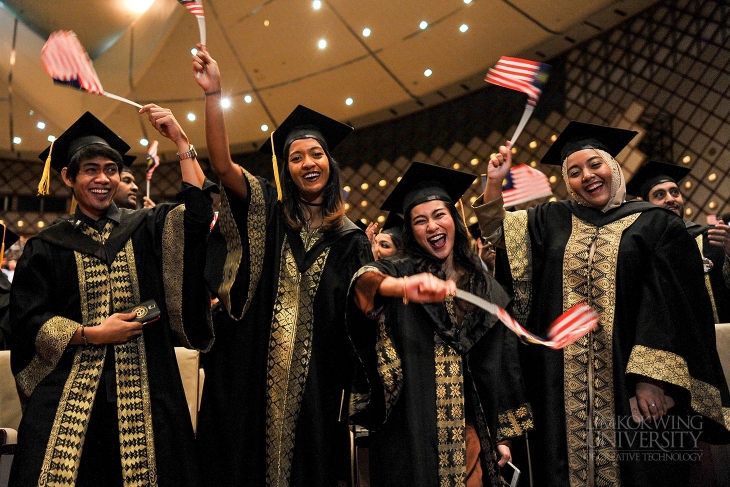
(114, 170, 139, 209)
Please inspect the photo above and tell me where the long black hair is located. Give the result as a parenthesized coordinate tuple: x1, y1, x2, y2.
(279, 138, 346, 232)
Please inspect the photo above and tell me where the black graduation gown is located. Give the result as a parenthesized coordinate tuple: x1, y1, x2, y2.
(197, 168, 373, 486)
(685, 221, 730, 324)
(481, 198, 730, 487)
(0, 271, 10, 349)
(8, 184, 214, 487)
(347, 258, 533, 487)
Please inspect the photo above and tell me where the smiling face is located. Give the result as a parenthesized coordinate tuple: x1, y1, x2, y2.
(373, 233, 398, 260)
(409, 199, 456, 261)
(287, 138, 331, 203)
(62, 157, 120, 220)
(565, 149, 614, 209)
(114, 171, 139, 209)
(648, 181, 684, 216)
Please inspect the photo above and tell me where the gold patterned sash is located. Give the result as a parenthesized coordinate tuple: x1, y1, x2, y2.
(39, 221, 157, 487)
(265, 236, 330, 485)
(563, 213, 639, 487)
(696, 234, 720, 323)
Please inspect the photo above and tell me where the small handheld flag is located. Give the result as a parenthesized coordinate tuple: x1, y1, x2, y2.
(485, 56, 550, 147)
(484, 164, 553, 208)
(178, 0, 207, 46)
(41, 31, 142, 109)
(146, 140, 160, 198)
(455, 289, 598, 349)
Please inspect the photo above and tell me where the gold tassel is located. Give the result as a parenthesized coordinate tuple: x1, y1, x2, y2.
(271, 132, 282, 201)
(457, 199, 467, 225)
(1, 225, 5, 258)
(37, 139, 55, 196)
(69, 195, 78, 214)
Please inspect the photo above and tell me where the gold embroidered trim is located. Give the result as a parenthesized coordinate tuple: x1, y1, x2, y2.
(497, 404, 535, 442)
(626, 344, 730, 429)
(39, 224, 158, 487)
(15, 316, 80, 402)
(723, 256, 730, 289)
(265, 237, 330, 486)
(563, 213, 638, 487)
(696, 235, 720, 323)
(503, 210, 532, 324)
(218, 168, 266, 320)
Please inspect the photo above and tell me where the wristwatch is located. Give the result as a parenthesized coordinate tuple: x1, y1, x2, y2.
(177, 144, 197, 161)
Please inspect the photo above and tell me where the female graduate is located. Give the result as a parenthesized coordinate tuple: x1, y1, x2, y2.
(475, 121, 730, 486)
(191, 46, 372, 486)
(371, 213, 404, 260)
(348, 162, 532, 487)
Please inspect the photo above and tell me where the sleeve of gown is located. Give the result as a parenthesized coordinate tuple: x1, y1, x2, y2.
(625, 216, 730, 442)
(472, 195, 506, 248)
(10, 239, 80, 402)
(162, 181, 216, 351)
(215, 167, 275, 320)
(493, 324, 534, 441)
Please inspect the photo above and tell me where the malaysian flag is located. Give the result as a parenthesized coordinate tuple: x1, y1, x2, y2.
(178, 0, 207, 45)
(485, 56, 550, 107)
(146, 140, 160, 181)
(178, 0, 204, 18)
(482, 164, 553, 207)
(41, 31, 104, 95)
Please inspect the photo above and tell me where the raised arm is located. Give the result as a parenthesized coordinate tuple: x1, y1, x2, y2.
(482, 142, 512, 204)
(140, 104, 206, 188)
(192, 44, 248, 199)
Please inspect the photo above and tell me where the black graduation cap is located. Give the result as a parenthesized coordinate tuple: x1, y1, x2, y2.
(36, 112, 130, 195)
(1, 223, 20, 258)
(626, 160, 691, 200)
(540, 121, 638, 166)
(121, 154, 138, 173)
(380, 161, 476, 216)
(381, 212, 404, 241)
(259, 105, 353, 201)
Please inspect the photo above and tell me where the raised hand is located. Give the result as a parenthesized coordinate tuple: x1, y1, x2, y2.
(193, 44, 221, 94)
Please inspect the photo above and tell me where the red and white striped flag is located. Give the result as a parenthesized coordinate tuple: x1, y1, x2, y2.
(501, 164, 553, 207)
(146, 140, 160, 181)
(41, 31, 104, 95)
(178, 0, 204, 18)
(485, 56, 550, 107)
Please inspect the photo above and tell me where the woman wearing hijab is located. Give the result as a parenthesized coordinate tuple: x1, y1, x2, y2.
(474, 121, 730, 486)
(348, 162, 532, 487)
(192, 46, 372, 486)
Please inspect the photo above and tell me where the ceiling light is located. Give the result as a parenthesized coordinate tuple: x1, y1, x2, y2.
(187, 113, 196, 122)
(469, 216, 477, 224)
(682, 155, 691, 164)
(47, 135, 56, 142)
(261, 124, 269, 132)
(12, 136, 21, 144)
(126, 0, 154, 15)
(346, 97, 354, 106)
(549, 175, 558, 183)
(362, 28, 371, 37)
(220, 97, 232, 109)
(397, 176, 402, 182)
(419, 20, 428, 30)
(708, 173, 717, 182)
(709, 201, 718, 210)
(264, 20, 270, 27)
(318, 39, 327, 49)
(377, 215, 385, 223)
(684, 181, 692, 189)
(244, 94, 253, 103)
(191, 48, 198, 56)
(378, 179, 387, 187)
(344, 185, 351, 192)
(459, 24, 468, 33)
(464, 0, 473, 4)
(530, 161, 537, 167)
(424, 68, 433, 77)
(140, 138, 149, 146)
(529, 140, 537, 149)
(37, 221, 45, 228)
(361, 182, 369, 190)
(36, 121, 46, 130)
(685, 208, 693, 217)
(453, 163, 460, 169)
(17, 220, 24, 227)
(312, 0, 322, 9)
(470, 158, 479, 166)
(360, 201, 368, 207)
(344, 203, 351, 210)
(550, 134, 558, 142)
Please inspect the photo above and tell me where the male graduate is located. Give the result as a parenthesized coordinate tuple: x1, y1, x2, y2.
(9, 106, 214, 487)
(114, 155, 156, 210)
(627, 160, 730, 323)
(0, 223, 20, 349)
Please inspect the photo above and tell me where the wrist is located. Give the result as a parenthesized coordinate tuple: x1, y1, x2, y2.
(204, 88, 222, 97)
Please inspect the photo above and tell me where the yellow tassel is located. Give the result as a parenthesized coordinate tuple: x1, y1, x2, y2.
(69, 195, 78, 214)
(271, 132, 282, 201)
(457, 199, 467, 225)
(1, 225, 5, 258)
(37, 139, 55, 196)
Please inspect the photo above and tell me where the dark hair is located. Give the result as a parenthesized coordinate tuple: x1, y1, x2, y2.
(383, 231, 403, 252)
(280, 139, 345, 231)
(402, 200, 487, 290)
(64, 144, 124, 181)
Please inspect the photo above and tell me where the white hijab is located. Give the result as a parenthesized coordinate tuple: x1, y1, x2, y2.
(562, 148, 626, 213)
